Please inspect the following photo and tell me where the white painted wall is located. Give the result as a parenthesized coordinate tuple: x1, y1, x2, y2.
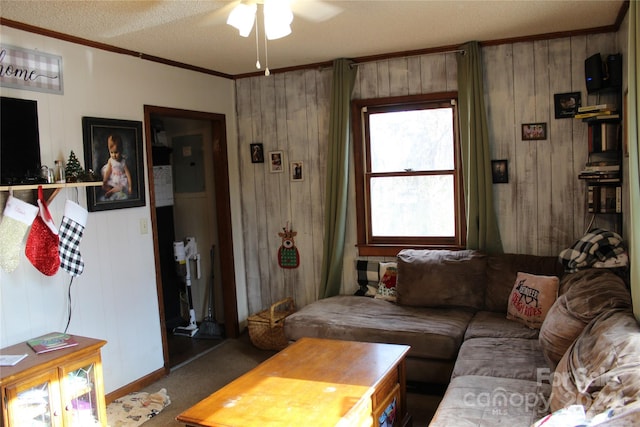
(0, 26, 244, 394)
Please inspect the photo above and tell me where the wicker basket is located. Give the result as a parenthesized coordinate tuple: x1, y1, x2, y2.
(247, 297, 295, 350)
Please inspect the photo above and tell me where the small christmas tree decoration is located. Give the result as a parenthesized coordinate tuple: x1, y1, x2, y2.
(65, 150, 84, 182)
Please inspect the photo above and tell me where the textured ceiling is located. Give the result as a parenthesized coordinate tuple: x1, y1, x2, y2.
(0, 0, 626, 76)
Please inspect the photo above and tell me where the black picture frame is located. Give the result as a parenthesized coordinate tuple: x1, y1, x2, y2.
(491, 159, 509, 184)
(82, 116, 145, 211)
(521, 123, 547, 141)
(250, 143, 264, 163)
(290, 161, 304, 181)
(554, 92, 581, 119)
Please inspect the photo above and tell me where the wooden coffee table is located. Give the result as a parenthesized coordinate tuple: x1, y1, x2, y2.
(177, 337, 411, 427)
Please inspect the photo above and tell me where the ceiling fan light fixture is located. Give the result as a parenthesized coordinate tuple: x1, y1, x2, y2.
(227, 3, 257, 37)
(264, 0, 293, 40)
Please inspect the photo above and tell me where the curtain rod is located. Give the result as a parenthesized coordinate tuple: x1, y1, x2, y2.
(349, 48, 465, 68)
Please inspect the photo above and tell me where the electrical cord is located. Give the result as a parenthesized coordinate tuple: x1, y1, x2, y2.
(63, 276, 74, 333)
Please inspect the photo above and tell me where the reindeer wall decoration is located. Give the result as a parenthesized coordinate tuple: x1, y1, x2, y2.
(278, 223, 299, 269)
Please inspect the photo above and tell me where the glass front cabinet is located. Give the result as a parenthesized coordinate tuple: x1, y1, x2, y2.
(1, 335, 107, 427)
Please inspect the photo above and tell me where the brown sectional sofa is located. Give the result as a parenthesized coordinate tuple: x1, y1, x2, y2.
(283, 249, 640, 425)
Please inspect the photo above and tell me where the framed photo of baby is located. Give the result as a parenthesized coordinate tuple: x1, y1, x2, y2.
(82, 116, 145, 211)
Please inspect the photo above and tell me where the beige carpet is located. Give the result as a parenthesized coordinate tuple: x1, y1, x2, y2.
(139, 334, 441, 426)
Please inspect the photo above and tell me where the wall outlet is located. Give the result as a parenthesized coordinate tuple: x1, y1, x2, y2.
(139, 218, 149, 234)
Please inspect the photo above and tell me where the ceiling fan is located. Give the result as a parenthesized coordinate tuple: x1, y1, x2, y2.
(91, 0, 342, 75)
(228, 1, 293, 40)
(226, 0, 342, 75)
(227, 0, 342, 39)
(99, 0, 341, 39)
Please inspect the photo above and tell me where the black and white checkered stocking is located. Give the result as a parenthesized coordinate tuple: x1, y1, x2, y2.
(59, 200, 88, 277)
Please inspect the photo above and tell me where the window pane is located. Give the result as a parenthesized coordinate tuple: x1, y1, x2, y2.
(370, 175, 455, 237)
(369, 108, 454, 173)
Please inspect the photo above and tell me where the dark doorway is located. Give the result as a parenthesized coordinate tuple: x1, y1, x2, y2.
(143, 105, 239, 371)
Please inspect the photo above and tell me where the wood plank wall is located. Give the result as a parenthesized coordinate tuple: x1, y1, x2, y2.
(235, 33, 620, 314)
(236, 70, 332, 313)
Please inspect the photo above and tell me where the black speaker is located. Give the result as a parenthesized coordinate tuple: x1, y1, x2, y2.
(585, 53, 603, 93)
(606, 53, 622, 88)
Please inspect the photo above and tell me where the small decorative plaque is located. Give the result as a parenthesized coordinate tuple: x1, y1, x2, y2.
(0, 44, 63, 94)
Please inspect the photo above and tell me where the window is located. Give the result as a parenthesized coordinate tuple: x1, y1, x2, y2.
(352, 93, 465, 256)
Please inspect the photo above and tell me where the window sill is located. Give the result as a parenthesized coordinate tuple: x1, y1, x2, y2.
(356, 243, 465, 257)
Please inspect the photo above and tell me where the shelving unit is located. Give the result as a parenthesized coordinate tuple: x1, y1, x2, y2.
(577, 53, 623, 234)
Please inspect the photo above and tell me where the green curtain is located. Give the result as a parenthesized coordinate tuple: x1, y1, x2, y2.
(320, 58, 357, 298)
(627, 1, 640, 322)
(457, 41, 503, 254)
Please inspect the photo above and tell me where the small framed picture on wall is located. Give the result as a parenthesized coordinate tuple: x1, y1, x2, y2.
(521, 123, 547, 141)
(554, 92, 581, 119)
(269, 151, 284, 173)
(491, 159, 508, 184)
(290, 161, 303, 181)
(250, 143, 264, 163)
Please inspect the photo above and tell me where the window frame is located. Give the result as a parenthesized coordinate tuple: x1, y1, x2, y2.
(351, 92, 466, 257)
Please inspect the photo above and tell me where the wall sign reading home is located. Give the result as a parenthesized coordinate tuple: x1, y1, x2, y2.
(0, 44, 63, 94)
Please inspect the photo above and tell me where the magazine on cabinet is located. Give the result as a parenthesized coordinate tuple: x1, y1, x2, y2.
(27, 333, 78, 354)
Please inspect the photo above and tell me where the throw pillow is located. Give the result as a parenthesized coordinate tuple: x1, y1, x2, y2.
(375, 262, 398, 301)
(484, 253, 564, 312)
(506, 272, 559, 329)
(355, 259, 380, 296)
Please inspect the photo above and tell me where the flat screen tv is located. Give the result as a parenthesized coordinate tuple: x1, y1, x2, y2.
(1, 97, 43, 185)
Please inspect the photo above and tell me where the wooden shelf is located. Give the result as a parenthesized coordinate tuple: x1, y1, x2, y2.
(0, 181, 101, 192)
(1, 182, 101, 204)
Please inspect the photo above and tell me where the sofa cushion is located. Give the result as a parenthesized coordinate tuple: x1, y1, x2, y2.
(532, 402, 640, 427)
(405, 358, 455, 385)
(485, 254, 564, 312)
(452, 337, 549, 382)
(550, 309, 640, 417)
(429, 375, 551, 427)
(396, 249, 486, 310)
(539, 269, 631, 369)
(464, 311, 539, 340)
(283, 295, 473, 360)
(506, 272, 559, 329)
(593, 400, 640, 426)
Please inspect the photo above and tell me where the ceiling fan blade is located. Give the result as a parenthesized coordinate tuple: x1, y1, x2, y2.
(291, 0, 343, 22)
(99, 1, 230, 38)
(199, 1, 245, 28)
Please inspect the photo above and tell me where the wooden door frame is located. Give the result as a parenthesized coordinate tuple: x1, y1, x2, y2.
(143, 105, 239, 371)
